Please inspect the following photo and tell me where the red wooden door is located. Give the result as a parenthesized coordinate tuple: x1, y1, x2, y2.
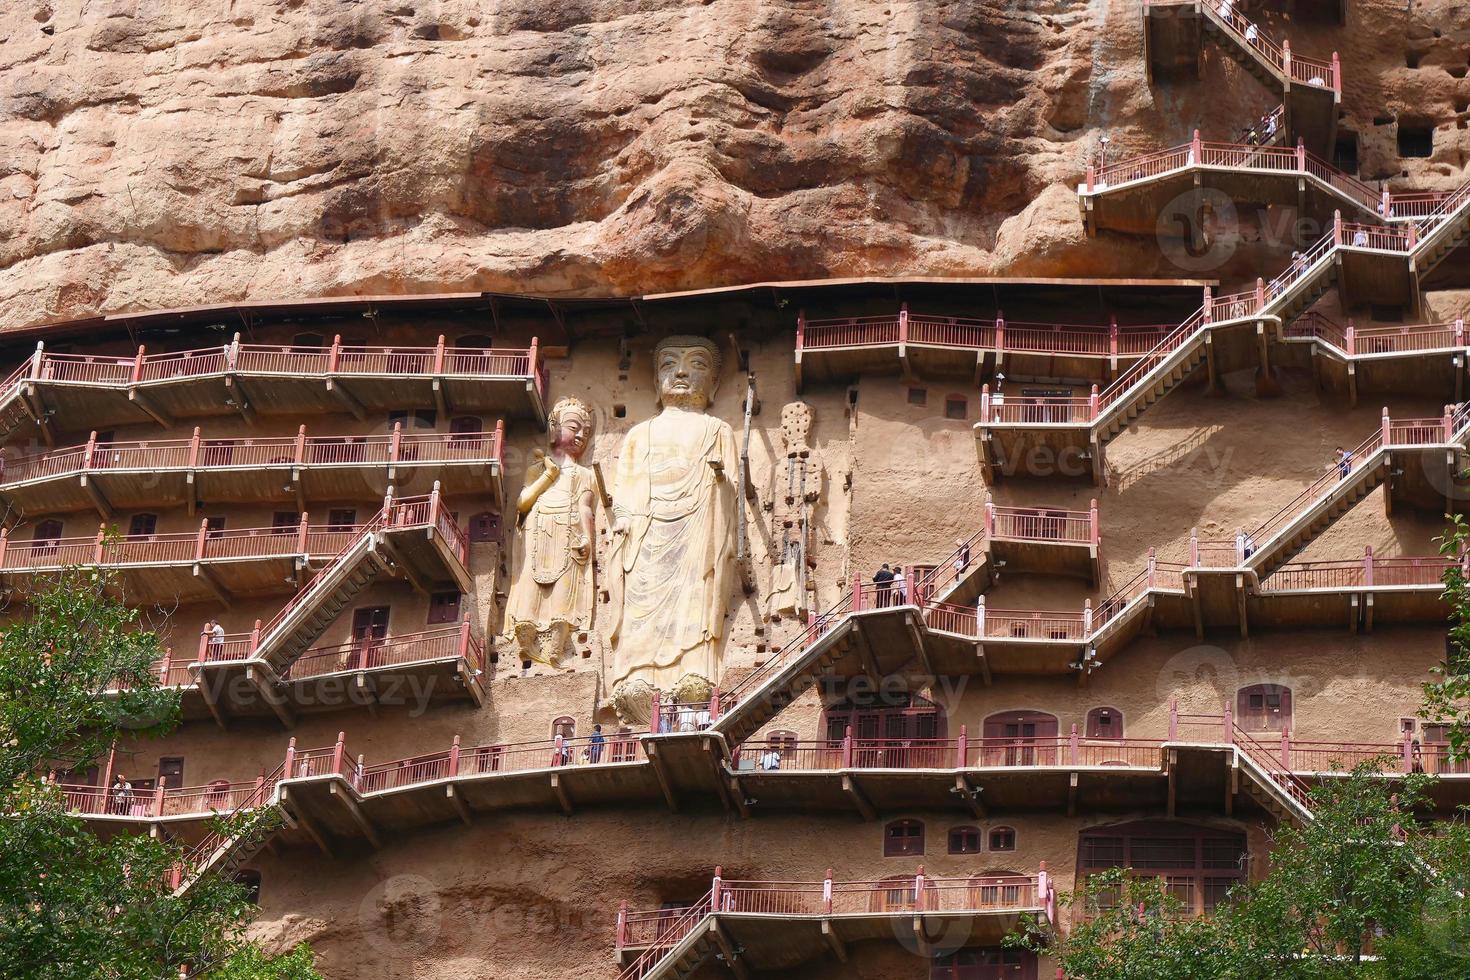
(983, 711, 1058, 766)
(349, 606, 390, 668)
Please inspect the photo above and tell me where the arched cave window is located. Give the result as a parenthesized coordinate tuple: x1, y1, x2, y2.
(233, 870, 262, 904)
(1086, 707, 1124, 739)
(552, 716, 576, 739)
(949, 826, 982, 854)
(989, 826, 1017, 851)
(884, 819, 925, 857)
(980, 711, 1059, 766)
(32, 519, 63, 554)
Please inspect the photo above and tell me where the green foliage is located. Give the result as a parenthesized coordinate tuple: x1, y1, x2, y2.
(1012, 768, 1470, 979)
(0, 567, 179, 784)
(1421, 513, 1470, 761)
(208, 945, 321, 980)
(0, 572, 321, 979)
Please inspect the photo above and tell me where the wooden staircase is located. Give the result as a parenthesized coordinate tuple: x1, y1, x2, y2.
(636, 930, 717, 980)
(1249, 456, 1387, 576)
(169, 764, 285, 897)
(254, 530, 387, 677)
(1233, 737, 1315, 825)
(0, 393, 34, 444)
(618, 898, 719, 980)
(1096, 337, 1210, 446)
(1415, 192, 1470, 277)
(717, 625, 853, 747)
(1198, 8, 1280, 89)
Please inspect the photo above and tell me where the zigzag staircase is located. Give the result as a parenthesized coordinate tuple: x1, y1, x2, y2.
(168, 764, 284, 896)
(1232, 728, 1316, 825)
(0, 361, 37, 444)
(1241, 405, 1470, 575)
(617, 895, 718, 980)
(713, 536, 981, 746)
(988, 191, 1470, 478)
(251, 517, 389, 679)
(1413, 183, 1470, 276)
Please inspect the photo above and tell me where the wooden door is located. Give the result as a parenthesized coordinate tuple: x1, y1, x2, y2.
(349, 606, 390, 668)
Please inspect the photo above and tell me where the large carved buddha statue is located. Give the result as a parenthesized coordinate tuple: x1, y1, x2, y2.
(503, 396, 597, 670)
(608, 336, 737, 723)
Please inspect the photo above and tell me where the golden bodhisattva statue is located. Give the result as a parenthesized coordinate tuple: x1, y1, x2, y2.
(608, 336, 737, 724)
(503, 396, 597, 669)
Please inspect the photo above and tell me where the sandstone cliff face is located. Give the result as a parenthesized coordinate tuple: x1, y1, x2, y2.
(6, 0, 1461, 331)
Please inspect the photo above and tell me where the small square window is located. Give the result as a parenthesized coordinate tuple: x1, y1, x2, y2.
(907, 387, 927, 406)
(948, 826, 982, 854)
(989, 827, 1016, 851)
(613, 404, 627, 418)
(944, 396, 967, 420)
(1249, 694, 1264, 709)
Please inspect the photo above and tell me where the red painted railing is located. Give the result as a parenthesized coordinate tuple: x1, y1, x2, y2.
(0, 518, 359, 572)
(718, 532, 988, 710)
(0, 422, 504, 487)
(986, 500, 1098, 546)
(255, 490, 464, 656)
(981, 208, 1445, 428)
(1192, 407, 1463, 564)
(193, 491, 469, 672)
(742, 726, 1166, 773)
(17, 335, 540, 390)
(1089, 135, 1386, 216)
(58, 774, 273, 819)
(616, 866, 1054, 977)
(1285, 313, 1467, 356)
(1259, 552, 1456, 591)
(797, 309, 1173, 359)
(282, 623, 486, 681)
(166, 761, 285, 891)
(1198, 1, 1339, 89)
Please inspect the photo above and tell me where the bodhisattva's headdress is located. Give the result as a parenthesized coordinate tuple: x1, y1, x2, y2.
(653, 335, 722, 405)
(547, 396, 594, 448)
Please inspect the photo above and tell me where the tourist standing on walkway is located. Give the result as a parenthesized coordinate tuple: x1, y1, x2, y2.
(109, 774, 133, 815)
(892, 567, 907, 606)
(1333, 446, 1352, 479)
(873, 563, 895, 606)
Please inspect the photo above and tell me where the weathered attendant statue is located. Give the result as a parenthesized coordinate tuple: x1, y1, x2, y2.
(608, 336, 737, 724)
(503, 396, 597, 669)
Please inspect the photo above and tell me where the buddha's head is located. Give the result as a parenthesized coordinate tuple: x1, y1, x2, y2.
(653, 335, 721, 409)
(547, 396, 593, 460)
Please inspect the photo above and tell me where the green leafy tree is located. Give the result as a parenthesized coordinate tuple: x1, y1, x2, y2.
(1423, 513, 1470, 761)
(0, 570, 321, 979)
(1010, 767, 1470, 979)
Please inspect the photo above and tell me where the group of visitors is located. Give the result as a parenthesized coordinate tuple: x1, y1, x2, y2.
(1238, 109, 1279, 147)
(871, 564, 908, 606)
(871, 537, 975, 608)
